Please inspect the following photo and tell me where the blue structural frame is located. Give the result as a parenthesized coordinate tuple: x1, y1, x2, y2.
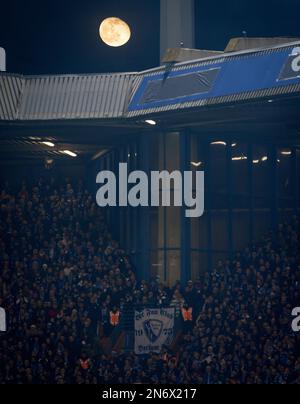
(128, 46, 300, 112)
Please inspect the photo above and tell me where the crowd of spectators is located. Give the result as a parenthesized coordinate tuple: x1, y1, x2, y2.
(0, 178, 299, 384)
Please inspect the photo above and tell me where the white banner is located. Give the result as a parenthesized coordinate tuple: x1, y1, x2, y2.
(134, 308, 175, 355)
(0, 307, 6, 332)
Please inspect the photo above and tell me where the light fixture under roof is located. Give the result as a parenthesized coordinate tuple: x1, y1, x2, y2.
(41, 141, 55, 148)
(45, 158, 54, 166)
(232, 156, 247, 161)
(145, 119, 157, 126)
(281, 150, 292, 156)
(253, 159, 260, 164)
(261, 156, 268, 162)
(60, 150, 77, 158)
(191, 161, 202, 168)
(211, 141, 227, 146)
(231, 143, 237, 147)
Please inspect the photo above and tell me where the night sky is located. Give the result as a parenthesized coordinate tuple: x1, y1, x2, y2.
(0, 0, 299, 75)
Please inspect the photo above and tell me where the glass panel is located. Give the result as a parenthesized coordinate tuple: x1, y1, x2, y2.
(297, 149, 300, 207)
(210, 140, 228, 209)
(151, 250, 165, 282)
(166, 205, 181, 248)
(150, 207, 165, 251)
(190, 134, 198, 166)
(191, 251, 208, 280)
(253, 145, 272, 208)
(166, 251, 181, 286)
(149, 132, 163, 171)
(231, 143, 250, 208)
(150, 207, 159, 250)
(191, 215, 208, 250)
(277, 147, 293, 208)
(278, 208, 295, 224)
(190, 137, 206, 172)
(129, 207, 138, 253)
(232, 211, 250, 251)
(166, 132, 180, 171)
(190, 136, 208, 250)
(211, 211, 229, 251)
(253, 210, 271, 241)
(158, 206, 165, 249)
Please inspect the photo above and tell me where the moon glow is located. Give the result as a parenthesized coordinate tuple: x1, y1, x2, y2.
(99, 17, 131, 47)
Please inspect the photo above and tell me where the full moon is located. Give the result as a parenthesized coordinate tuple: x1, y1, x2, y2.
(99, 17, 131, 47)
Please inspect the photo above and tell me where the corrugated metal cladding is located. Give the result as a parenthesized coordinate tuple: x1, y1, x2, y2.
(0, 73, 135, 121)
(0, 75, 24, 120)
(1, 41, 300, 122)
(18, 73, 135, 121)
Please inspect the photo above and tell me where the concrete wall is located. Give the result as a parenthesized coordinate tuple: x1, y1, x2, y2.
(160, 0, 195, 62)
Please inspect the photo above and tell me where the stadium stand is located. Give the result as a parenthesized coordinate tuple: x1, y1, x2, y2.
(0, 178, 299, 384)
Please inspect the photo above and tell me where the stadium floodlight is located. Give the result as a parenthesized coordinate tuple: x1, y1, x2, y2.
(145, 119, 157, 126)
(41, 141, 55, 148)
(61, 150, 77, 158)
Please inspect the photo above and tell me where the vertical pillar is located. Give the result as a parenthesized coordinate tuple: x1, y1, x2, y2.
(205, 141, 213, 272)
(248, 143, 254, 245)
(160, 0, 195, 62)
(227, 139, 234, 257)
(296, 149, 300, 211)
(291, 147, 297, 214)
(112, 149, 121, 242)
(180, 130, 191, 284)
(270, 145, 278, 231)
(136, 136, 151, 281)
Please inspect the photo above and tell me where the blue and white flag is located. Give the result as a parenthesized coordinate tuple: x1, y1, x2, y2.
(134, 308, 175, 355)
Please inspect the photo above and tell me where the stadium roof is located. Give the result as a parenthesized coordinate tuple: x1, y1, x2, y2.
(1, 40, 300, 124)
(1, 39, 300, 164)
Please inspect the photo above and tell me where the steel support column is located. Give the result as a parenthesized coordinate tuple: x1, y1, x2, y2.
(180, 130, 191, 283)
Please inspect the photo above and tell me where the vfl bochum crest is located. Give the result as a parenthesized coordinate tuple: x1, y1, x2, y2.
(143, 319, 163, 343)
(135, 308, 175, 355)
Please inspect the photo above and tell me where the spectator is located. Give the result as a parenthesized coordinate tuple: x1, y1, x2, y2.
(0, 178, 299, 384)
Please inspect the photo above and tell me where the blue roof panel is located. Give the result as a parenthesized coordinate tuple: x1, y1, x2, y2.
(128, 44, 300, 114)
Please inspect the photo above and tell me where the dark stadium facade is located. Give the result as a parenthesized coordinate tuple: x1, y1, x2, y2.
(1, 39, 300, 287)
